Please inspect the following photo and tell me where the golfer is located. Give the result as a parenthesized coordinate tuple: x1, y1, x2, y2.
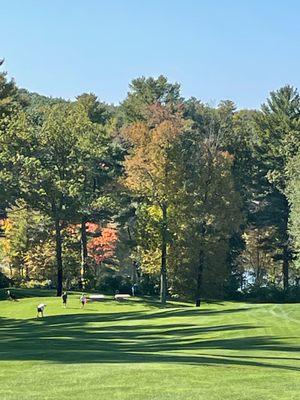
(37, 303, 46, 318)
(80, 293, 87, 308)
(61, 291, 68, 308)
(7, 289, 17, 301)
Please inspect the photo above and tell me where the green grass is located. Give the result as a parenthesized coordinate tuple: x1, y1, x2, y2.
(0, 289, 299, 400)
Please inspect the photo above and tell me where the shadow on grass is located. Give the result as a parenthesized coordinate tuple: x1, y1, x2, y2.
(0, 307, 299, 372)
(0, 288, 57, 301)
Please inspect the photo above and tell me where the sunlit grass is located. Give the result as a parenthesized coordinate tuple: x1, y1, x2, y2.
(0, 289, 299, 400)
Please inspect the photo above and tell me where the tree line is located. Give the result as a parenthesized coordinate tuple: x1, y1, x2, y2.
(0, 69, 300, 304)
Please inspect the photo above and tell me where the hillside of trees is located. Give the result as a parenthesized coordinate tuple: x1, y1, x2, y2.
(1, 68, 300, 304)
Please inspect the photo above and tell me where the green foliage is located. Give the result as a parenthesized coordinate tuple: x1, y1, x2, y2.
(255, 85, 300, 191)
(19, 89, 66, 126)
(76, 92, 115, 125)
(134, 204, 163, 274)
(95, 274, 132, 294)
(0, 200, 53, 279)
(170, 131, 242, 299)
(0, 72, 28, 212)
(0, 271, 10, 288)
(0, 72, 27, 117)
(120, 75, 182, 123)
(0, 102, 122, 293)
(286, 153, 300, 274)
(253, 86, 300, 290)
(1, 68, 300, 299)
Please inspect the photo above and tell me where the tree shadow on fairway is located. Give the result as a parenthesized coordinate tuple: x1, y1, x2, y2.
(0, 307, 299, 372)
(0, 288, 57, 301)
(85, 306, 254, 323)
(119, 297, 191, 308)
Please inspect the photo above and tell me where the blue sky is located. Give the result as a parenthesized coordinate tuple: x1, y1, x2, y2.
(1, 0, 300, 109)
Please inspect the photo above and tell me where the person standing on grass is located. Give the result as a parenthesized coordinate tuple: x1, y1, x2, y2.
(37, 303, 46, 318)
(7, 289, 18, 301)
(61, 291, 68, 308)
(80, 293, 87, 308)
(132, 283, 138, 297)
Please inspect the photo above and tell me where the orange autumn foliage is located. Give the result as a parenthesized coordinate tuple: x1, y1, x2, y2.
(123, 104, 187, 199)
(65, 222, 118, 264)
(87, 226, 118, 264)
(86, 222, 101, 234)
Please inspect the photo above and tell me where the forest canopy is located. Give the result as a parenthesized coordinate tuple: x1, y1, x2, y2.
(0, 69, 300, 304)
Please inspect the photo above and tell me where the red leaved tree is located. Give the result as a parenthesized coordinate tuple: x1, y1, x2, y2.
(87, 225, 118, 264)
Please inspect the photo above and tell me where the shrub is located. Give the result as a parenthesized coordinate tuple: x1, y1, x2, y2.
(0, 271, 11, 288)
(241, 284, 300, 303)
(96, 274, 132, 294)
(138, 274, 159, 296)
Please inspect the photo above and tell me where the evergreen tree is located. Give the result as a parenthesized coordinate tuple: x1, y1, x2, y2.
(254, 86, 300, 290)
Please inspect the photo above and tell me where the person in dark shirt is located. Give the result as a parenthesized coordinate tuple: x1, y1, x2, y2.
(61, 291, 68, 308)
(7, 290, 17, 301)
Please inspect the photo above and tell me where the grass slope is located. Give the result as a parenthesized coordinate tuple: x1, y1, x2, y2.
(0, 289, 299, 400)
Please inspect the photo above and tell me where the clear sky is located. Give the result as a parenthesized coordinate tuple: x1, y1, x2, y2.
(1, 0, 300, 109)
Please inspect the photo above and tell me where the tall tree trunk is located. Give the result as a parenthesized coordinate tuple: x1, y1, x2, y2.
(282, 194, 290, 292)
(80, 217, 88, 289)
(195, 248, 204, 307)
(283, 245, 289, 292)
(25, 264, 30, 281)
(55, 216, 63, 296)
(160, 203, 168, 305)
(132, 260, 138, 284)
(255, 240, 261, 287)
(195, 223, 206, 307)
